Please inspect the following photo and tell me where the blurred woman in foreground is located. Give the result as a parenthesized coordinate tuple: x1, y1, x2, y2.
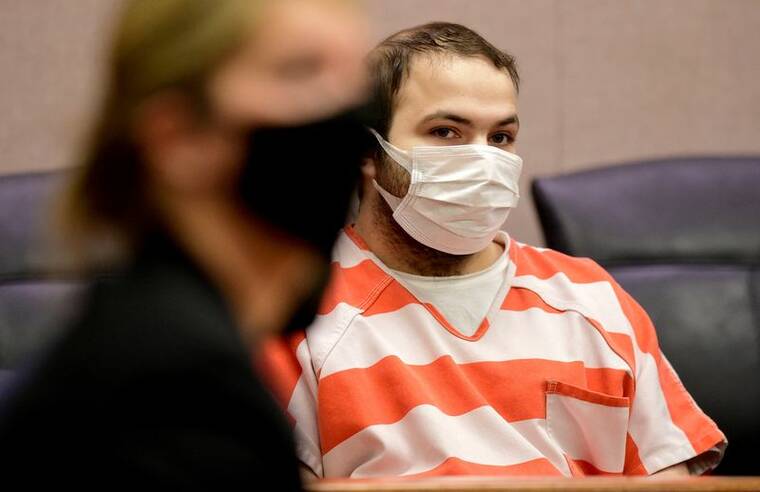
(0, 0, 370, 487)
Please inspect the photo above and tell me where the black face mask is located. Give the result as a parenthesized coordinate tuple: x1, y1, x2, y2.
(238, 105, 374, 332)
(238, 105, 373, 258)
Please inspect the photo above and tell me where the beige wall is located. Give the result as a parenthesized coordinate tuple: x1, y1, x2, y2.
(2, 1, 759, 246)
(0, 1, 121, 172)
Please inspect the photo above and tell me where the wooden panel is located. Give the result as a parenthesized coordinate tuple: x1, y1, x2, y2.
(306, 476, 760, 492)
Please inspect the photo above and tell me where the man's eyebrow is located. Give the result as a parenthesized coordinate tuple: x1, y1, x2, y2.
(420, 111, 472, 126)
(420, 111, 520, 127)
(497, 114, 520, 127)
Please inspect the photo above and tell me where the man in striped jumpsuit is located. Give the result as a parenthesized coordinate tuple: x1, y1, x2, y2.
(261, 22, 726, 479)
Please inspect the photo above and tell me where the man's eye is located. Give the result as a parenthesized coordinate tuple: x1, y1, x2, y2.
(431, 127, 457, 139)
(490, 132, 514, 145)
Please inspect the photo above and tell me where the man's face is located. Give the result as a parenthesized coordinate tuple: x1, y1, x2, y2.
(377, 53, 519, 198)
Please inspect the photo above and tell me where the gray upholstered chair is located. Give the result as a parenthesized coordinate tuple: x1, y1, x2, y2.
(0, 170, 85, 392)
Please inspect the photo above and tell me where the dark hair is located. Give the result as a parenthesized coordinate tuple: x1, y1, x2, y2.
(366, 22, 520, 138)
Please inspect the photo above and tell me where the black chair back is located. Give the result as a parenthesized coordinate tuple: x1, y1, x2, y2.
(532, 156, 760, 475)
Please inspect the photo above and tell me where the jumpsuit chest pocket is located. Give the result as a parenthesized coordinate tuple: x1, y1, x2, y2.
(545, 380, 630, 474)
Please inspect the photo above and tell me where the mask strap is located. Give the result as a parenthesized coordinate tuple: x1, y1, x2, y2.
(372, 180, 403, 211)
(368, 128, 412, 172)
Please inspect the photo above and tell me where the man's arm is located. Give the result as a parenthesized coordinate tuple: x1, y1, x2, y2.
(257, 332, 325, 477)
(300, 464, 320, 481)
(593, 268, 728, 475)
(652, 462, 690, 477)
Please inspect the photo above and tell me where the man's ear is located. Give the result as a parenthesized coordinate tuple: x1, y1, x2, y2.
(351, 156, 377, 216)
(361, 156, 376, 179)
(358, 156, 378, 200)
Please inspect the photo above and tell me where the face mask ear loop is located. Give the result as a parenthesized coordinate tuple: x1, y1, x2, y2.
(372, 180, 404, 211)
(368, 128, 413, 173)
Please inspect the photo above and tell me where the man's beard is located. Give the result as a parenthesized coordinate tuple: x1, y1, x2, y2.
(372, 153, 474, 277)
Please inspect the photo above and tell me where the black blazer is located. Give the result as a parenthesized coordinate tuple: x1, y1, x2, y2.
(0, 236, 303, 489)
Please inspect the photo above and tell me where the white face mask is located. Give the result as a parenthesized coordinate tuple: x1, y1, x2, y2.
(370, 128, 523, 255)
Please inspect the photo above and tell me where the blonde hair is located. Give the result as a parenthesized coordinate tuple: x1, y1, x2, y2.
(62, 0, 264, 262)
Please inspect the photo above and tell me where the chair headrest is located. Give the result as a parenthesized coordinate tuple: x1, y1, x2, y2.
(531, 156, 760, 266)
(0, 170, 72, 280)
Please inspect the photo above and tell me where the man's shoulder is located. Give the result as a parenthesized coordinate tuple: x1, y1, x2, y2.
(322, 229, 391, 312)
(510, 240, 612, 284)
(303, 229, 404, 372)
(507, 241, 646, 352)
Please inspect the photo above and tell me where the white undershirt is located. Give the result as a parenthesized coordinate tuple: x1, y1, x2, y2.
(390, 249, 508, 337)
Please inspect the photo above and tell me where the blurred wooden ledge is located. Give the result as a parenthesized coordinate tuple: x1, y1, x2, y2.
(305, 476, 760, 492)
